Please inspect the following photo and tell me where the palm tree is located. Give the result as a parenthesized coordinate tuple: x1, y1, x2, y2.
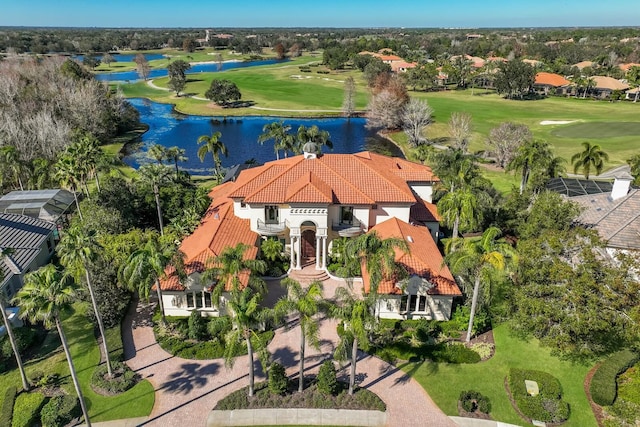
(627, 154, 640, 185)
(445, 227, 516, 342)
(54, 154, 84, 221)
(0, 146, 25, 191)
(437, 187, 480, 238)
(27, 157, 54, 190)
(0, 248, 29, 391)
(223, 286, 268, 397)
(57, 226, 113, 377)
(571, 141, 609, 179)
(345, 231, 408, 298)
(296, 125, 333, 154)
(332, 286, 373, 395)
(507, 139, 554, 194)
(165, 146, 187, 178)
(197, 131, 227, 180)
(138, 164, 172, 235)
(13, 265, 91, 426)
(274, 278, 325, 392)
(121, 232, 181, 325)
(431, 148, 481, 192)
(75, 135, 105, 193)
(148, 144, 167, 165)
(64, 142, 91, 199)
(258, 121, 292, 160)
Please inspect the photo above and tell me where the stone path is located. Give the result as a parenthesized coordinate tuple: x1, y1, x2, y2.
(121, 273, 456, 427)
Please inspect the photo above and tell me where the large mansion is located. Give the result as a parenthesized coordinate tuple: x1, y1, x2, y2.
(159, 148, 461, 320)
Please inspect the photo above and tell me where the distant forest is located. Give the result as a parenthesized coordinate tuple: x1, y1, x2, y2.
(1, 27, 639, 65)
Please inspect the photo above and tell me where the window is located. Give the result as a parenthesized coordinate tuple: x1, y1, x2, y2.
(240, 201, 246, 208)
(265, 205, 279, 224)
(400, 295, 408, 312)
(204, 292, 212, 308)
(401, 294, 428, 313)
(418, 295, 427, 312)
(186, 291, 214, 309)
(186, 292, 194, 308)
(340, 206, 354, 224)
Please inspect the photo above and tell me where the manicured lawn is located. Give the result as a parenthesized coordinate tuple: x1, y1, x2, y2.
(551, 121, 640, 139)
(0, 304, 154, 422)
(402, 323, 596, 426)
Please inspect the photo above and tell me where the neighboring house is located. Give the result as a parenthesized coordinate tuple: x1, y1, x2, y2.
(548, 174, 639, 257)
(0, 213, 57, 299)
(589, 76, 630, 98)
(626, 87, 640, 102)
(390, 61, 417, 73)
(159, 148, 460, 320)
(573, 61, 594, 70)
(0, 189, 75, 229)
(533, 72, 571, 95)
(619, 63, 640, 73)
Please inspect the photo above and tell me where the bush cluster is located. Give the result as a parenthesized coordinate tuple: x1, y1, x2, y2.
(470, 342, 495, 360)
(0, 328, 39, 360)
(459, 390, 491, 414)
(188, 311, 208, 340)
(433, 343, 481, 364)
(11, 391, 46, 427)
(591, 349, 639, 406)
(91, 361, 138, 394)
(40, 395, 79, 427)
(509, 368, 569, 423)
(0, 386, 16, 427)
(317, 361, 339, 395)
(268, 363, 288, 395)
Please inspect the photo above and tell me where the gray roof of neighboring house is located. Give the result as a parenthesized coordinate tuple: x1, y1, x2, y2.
(571, 189, 640, 250)
(0, 213, 56, 289)
(0, 189, 74, 223)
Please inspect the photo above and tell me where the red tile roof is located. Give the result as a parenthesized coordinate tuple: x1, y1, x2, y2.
(229, 152, 438, 205)
(534, 72, 570, 87)
(410, 198, 440, 222)
(364, 218, 460, 296)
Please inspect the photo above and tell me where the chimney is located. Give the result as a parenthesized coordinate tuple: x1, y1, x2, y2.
(611, 172, 634, 200)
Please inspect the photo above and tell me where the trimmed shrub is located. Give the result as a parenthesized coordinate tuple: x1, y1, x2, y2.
(91, 361, 138, 394)
(40, 395, 79, 427)
(591, 349, 639, 406)
(509, 369, 569, 423)
(1, 327, 39, 359)
(317, 360, 339, 395)
(268, 363, 288, 395)
(471, 342, 494, 360)
(510, 369, 562, 399)
(459, 390, 491, 414)
(188, 311, 208, 340)
(11, 391, 46, 427)
(0, 386, 16, 427)
(433, 343, 481, 364)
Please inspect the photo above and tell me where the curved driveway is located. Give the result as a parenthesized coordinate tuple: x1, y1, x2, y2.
(122, 276, 455, 427)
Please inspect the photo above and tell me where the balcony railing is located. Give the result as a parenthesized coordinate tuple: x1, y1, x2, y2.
(332, 219, 364, 236)
(257, 219, 288, 235)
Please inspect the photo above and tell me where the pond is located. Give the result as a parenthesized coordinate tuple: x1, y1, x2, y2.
(122, 98, 402, 175)
(96, 58, 289, 82)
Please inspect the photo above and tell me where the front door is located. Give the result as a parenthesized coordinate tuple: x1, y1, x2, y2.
(301, 229, 316, 259)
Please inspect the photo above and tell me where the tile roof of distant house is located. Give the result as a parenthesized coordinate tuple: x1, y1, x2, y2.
(573, 61, 594, 69)
(534, 72, 570, 87)
(366, 218, 460, 296)
(619, 63, 640, 72)
(228, 151, 438, 205)
(391, 61, 417, 72)
(591, 76, 630, 91)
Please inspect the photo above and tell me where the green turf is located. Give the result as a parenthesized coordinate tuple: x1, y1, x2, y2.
(0, 304, 154, 422)
(403, 323, 596, 426)
(551, 121, 640, 138)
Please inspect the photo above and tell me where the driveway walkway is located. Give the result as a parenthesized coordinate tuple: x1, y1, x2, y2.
(122, 274, 456, 427)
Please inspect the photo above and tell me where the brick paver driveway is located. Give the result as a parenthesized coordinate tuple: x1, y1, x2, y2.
(122, 276, 455, 427)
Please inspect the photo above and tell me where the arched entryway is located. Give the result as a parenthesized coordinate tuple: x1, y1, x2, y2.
(301, 229, 316, 263)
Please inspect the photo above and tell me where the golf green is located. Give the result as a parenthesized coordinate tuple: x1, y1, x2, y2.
(551, 121, 640, 138)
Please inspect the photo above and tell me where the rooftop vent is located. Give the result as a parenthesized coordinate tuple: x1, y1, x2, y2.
(407, 235, 414, 243)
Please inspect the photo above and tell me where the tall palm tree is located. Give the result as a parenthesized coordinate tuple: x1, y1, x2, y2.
(0, 248, 29, 391)
(258, 121, 292, 160)
(27, 157, 54, 190)
(13, 265, 91, 426)
(138, 164, 172, 235)
(121, 232, 181, 325)
(445, 227, 517, 342)
(431, 148, 481, 192)
(224, 285, 268, 397)
(165, 146, 187, 178)
(571, 141, 609, 179)
(58, 226, 113, 377)
(0, 146, 25, 191)
(148, 144, 167, 165)
(345, 231, 408, 298)
(75, 135, 105, 193)
(437, 187, 480, 238)
(64, 142, 92, 199)
(197, 131, 227, 180)
(507, 139, 554, 194)
(332, 286, 373, 395)
(54, 154, 84, 222)
(274, 278, 325, 392)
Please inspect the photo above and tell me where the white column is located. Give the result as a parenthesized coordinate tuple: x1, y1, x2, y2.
(315, 236, 321, 269)
(322, 236, 327, 269)
(296, 236, 301, 269)
(290, 236, 295, 269)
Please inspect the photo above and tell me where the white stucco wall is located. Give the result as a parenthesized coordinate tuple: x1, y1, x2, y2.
(371, 204, 411, 226)
(409, 184, 434, 204)
(163, 291, 229, 318)
(376, 295, 454, 321)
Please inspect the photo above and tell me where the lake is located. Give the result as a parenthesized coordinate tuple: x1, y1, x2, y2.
(96, 58, 289, 82)
(122, 98, 402, 175)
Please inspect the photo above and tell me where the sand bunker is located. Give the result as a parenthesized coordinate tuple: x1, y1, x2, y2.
(540, 120, 578, 125)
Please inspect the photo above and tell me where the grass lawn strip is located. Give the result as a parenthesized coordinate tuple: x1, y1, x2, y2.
(404, 323, 596, 426)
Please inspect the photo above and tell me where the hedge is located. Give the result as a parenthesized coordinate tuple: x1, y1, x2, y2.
(590, 349, 639, 406)
(40, 395, 79, 427)
(0, 386, 16, 427)
(508, 368, 569, 423)
(11, 391, 46, 427)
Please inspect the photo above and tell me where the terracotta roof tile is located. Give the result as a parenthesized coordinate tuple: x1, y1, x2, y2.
(410, 198, 440, 222)
(285, 171, 334, 204)
(591, 76, 630, 91)
(364, 218, 461, 296)
(535, 72, 570, 87)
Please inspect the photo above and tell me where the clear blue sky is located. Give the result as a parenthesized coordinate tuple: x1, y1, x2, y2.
(2, 0, 639, 28)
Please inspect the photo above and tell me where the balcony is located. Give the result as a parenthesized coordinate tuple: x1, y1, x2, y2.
(257, 219, 288, 236)
(332, 219, 364, 237)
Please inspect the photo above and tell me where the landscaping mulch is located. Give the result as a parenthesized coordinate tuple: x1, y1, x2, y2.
(584, 362, 606, 427)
